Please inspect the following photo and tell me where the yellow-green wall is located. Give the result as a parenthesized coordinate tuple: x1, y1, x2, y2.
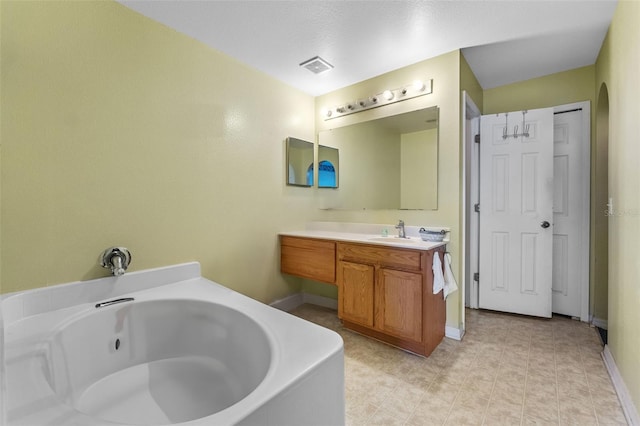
(483, 65, 595, 114)
(595, 0, 640, 412)
(460, 53, 483, 113)
(312, 50, 464, 329)
(1, 1, 317, 303)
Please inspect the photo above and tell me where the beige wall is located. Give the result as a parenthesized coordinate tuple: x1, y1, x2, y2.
(1, 1, 318, 303)
(595, 0, 640, 412)
(312, 51, 464, 329)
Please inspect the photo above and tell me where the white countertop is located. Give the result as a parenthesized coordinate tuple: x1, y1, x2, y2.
(279, 228, 447, 251)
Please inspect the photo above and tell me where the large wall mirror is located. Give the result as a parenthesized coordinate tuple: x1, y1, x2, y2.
(317, 145, 339, 188)
(318, 106, 438, 209)
(286, 137, 313, 187)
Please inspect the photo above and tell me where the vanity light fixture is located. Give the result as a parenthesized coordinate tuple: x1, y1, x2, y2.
(322, 78, 433, 120)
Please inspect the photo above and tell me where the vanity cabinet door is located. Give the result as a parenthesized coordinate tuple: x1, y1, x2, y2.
(338, 261, 375, 328)
(376, 268, 423, 343)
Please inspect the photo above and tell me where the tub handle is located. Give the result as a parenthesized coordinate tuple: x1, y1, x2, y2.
(95, 297, 135, 308)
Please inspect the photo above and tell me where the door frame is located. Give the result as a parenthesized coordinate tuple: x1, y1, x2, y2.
(553, 101, 591, 322)
(462, 91, 481, 315)
(465, 100, 590, 322)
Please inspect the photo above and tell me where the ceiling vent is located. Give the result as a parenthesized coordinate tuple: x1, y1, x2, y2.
(299, 56, 334, 74)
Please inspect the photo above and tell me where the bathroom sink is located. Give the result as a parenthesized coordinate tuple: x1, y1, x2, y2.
(368, 237, 418, 244)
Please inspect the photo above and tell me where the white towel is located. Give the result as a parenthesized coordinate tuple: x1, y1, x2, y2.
(443, 253, 458, 299)
(432, 252, 445, 294)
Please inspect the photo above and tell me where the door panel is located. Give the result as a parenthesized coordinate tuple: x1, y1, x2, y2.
(338, 261, 375, 327)
(552, 110, 586, 317)
(376, 268, 422, 342)
(479, 108, 554, 317)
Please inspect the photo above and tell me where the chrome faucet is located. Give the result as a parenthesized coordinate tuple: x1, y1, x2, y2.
(100, 247, 132, 276)
(395, 220, 406, 239)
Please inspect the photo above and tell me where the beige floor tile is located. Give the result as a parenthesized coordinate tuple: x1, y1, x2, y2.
(289, 305, 626, 426)
(522, 413, 560, 425)
(366, 407, 407, 426)
(455, 388, 490, 412)
(424, 380, 461, 405)
(483, 414, 523, 425)
(466, 366, 499, 382)
(486, 398, 523, 420)
(408, 398, 451, 426)
(464, 377, 496, 400)
(445, 406, 486, 425)
(558, 394, 597, 419)
(345, 400, 378, 421)
(595, 412, 628, 426)
(492, 383, 526, 407)
(559, 412, 598, 426)
(523, 396, 559, 423)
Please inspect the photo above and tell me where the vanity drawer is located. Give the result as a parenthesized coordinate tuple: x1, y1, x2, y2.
(337, 243, 422, 272)
(280, 236, 336, 284)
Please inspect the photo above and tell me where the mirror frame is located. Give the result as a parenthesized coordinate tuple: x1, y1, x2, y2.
(285, 136, 314, 187)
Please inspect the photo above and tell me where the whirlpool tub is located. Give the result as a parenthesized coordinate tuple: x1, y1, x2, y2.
(2, 263, 344, 425)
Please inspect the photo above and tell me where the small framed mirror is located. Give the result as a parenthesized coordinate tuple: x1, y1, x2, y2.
(286, 137, 314, 187)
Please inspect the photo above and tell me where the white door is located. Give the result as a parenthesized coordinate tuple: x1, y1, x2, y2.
(552, 109, 588, 317)
(479, 108, 554, 317)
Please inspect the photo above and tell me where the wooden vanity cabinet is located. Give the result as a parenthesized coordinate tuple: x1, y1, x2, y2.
(337, 242, 445, 357)
(280, 236, 336, 284)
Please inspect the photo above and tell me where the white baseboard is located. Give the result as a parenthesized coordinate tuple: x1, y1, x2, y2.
(269, 293, 304, 312)
(272, 292, 462, 341)
(302, 293, 338, 310)
(602, 345, 640, 425)
(592, 316, 608, 330)
(270, 292, 337, 312)
(445, 326, 464, 341)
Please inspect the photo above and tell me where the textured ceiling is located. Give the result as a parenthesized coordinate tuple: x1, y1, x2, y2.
(118, 0, 618, 96)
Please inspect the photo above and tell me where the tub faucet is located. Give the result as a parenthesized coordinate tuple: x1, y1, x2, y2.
(100, 247, 132, 276)
(395, 220, 406, 239)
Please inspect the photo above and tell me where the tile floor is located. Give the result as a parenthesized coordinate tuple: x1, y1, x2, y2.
(289, 304, 627, 425)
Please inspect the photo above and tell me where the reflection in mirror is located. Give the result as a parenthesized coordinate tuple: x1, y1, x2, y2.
(318, 106, 438, 209)
(318, 145, 339, 188)
(286, 137, 313, 187)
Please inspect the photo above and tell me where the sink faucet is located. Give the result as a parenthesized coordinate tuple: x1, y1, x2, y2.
(100, 247, 132, 276)
(395, 220, 406, 239)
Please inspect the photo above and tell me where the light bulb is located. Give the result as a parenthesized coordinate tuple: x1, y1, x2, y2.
(412, 80, 425, 92)
(383, 90, 394, 101)
(321, 107, 332, 118)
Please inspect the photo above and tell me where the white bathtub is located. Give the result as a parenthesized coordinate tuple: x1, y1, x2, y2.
(2, 263, 345, 425)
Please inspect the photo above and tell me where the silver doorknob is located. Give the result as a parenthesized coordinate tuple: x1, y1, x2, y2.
(541, 221, 551, 229)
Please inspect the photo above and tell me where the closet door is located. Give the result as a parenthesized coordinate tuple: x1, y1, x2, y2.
(479, 108, 554, 318)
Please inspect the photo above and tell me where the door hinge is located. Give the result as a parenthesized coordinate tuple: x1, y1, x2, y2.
(473, 272, 479, 282)
(474, 203, 480, 213)
(474, 134, 480, 144)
